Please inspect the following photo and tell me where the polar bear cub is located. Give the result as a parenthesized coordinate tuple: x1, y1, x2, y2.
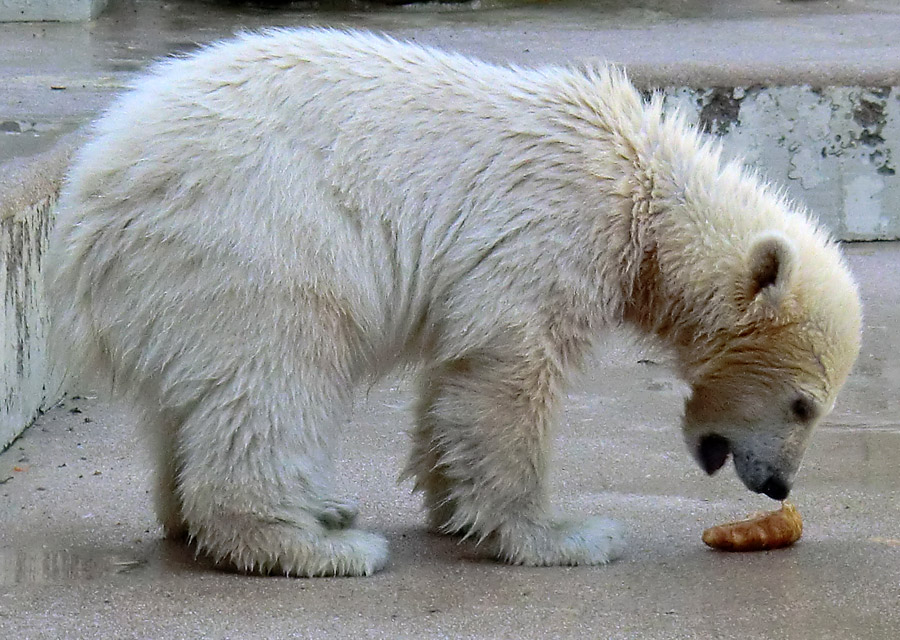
(48, 29, 861, 576)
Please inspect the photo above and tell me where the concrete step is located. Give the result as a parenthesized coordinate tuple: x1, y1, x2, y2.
(0, 0, 108, 22)
(0, 140, 70, 449)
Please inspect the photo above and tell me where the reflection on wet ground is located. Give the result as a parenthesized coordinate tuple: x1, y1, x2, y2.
(0, 538, 216, 587)
(0, 548, 145, 586)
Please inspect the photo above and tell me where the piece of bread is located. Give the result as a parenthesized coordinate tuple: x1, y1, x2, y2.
(702, 502, 803, 551)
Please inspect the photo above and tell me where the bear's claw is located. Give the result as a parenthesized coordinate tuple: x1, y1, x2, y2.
(316, 498, 359, 530)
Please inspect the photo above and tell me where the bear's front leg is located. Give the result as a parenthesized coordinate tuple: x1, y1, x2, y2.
(407, 351, 625, 566)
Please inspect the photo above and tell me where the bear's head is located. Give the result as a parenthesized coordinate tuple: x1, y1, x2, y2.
(680, 230, 861, 500)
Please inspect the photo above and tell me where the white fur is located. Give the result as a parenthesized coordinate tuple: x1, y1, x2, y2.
(47, 28, 861, 576)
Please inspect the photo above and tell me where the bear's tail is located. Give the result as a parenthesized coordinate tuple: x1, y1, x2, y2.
(44, 192, 117, 398)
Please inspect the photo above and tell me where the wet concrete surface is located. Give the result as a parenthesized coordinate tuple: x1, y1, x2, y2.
(1, 243, 898, 639)
(4, 0, 900, 160)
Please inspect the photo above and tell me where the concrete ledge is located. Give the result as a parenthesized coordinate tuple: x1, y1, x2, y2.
(0, 0, 108, 22)
(0, 138, 73, 449)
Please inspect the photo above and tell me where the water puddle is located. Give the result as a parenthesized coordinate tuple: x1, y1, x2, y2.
(0, 548, 145, 585)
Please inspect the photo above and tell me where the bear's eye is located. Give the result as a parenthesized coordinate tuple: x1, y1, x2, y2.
(790, 396, 816, 423)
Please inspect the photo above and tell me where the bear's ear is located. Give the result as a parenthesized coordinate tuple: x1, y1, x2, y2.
(745, 231, 797, 310)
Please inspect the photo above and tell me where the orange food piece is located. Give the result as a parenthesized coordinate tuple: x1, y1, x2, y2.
(702, 502, 803, 552)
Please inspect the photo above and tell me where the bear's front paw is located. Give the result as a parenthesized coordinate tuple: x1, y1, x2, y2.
(491, 516, 626, 566)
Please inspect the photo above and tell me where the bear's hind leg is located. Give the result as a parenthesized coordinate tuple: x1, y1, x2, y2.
(173, 369, 387, 577)
(402, 419, 462, 534)
(413, 353, 625, 566)
(149, 412, 188, 540)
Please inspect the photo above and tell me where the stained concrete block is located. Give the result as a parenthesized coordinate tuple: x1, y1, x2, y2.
(660, 86, 900, 240)
(0, 0, 108, 22)
(0, 141, 70, 449)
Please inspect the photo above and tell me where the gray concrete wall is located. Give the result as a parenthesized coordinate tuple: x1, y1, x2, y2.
(0, 0, 108, 22)
(663, 85, 900, 240)
(0, 142, 70, 449)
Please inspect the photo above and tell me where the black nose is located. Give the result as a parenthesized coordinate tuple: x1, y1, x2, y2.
(698, 434, 730, 475)
(758, 476, 790, 501)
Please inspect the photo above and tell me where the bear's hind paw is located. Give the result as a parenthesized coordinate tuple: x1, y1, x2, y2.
(195, 522, 389, 577)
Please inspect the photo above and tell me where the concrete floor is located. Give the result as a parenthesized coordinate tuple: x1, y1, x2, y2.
(1, 242, 899, 639)
(3, 1, 900, 638)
